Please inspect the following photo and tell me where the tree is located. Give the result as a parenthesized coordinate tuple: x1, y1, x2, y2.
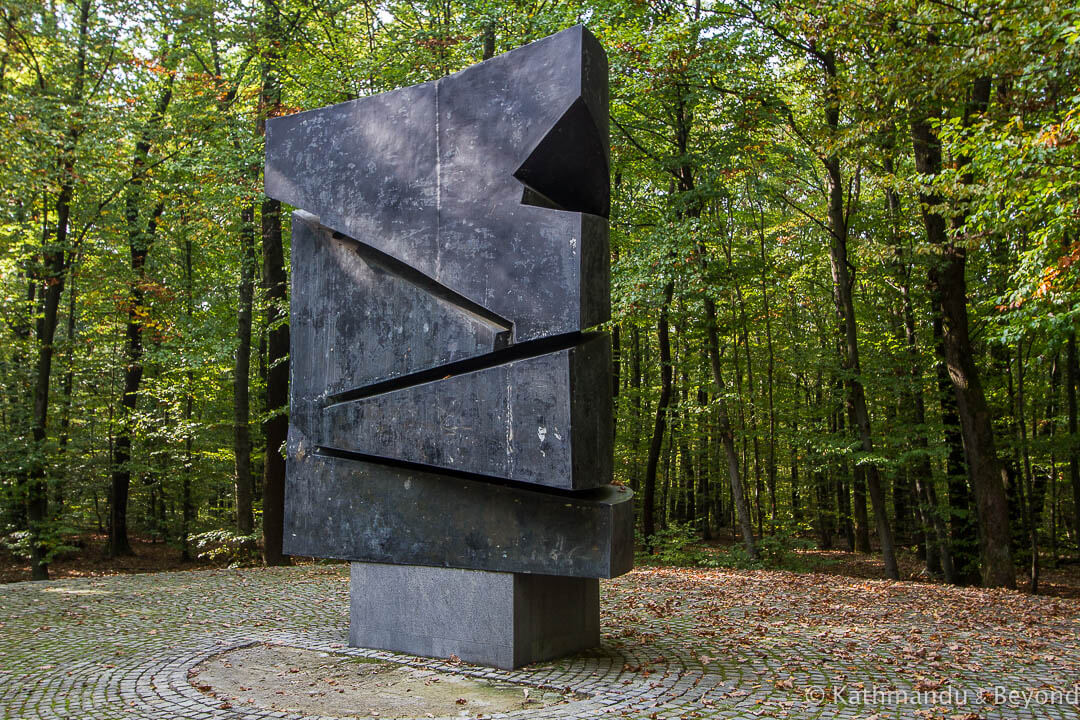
(109, 34, 178, 557)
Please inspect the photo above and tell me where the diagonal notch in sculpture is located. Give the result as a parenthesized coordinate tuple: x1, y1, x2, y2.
(265, 25, 633, 670)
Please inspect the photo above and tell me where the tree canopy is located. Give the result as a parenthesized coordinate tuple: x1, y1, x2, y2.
(2, 0, 1078, 589)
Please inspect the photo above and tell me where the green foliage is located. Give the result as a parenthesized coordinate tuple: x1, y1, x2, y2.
(190, 529, 260, 567)
(2, 524, 81, 564)
(0, 0, 1077, 584)
(639, 522, 818, 571)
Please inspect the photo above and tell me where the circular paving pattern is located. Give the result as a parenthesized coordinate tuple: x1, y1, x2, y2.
(1, 565, 1078, 719)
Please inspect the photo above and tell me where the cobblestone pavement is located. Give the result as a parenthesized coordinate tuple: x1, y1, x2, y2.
(1, 564, 1078, 720)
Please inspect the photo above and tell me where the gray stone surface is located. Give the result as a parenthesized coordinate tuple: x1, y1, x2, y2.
(289, 211, 613, 490)
(266, 26, 610, 341)
(5, 565, 1079, 720)
(265, 24, 629, 670)
(283, 443, 633, 578)
(276, 27, 615, 493)
(349, 562, 600, 670)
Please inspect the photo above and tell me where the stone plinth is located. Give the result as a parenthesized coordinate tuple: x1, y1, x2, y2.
(349, 562, 600, 670)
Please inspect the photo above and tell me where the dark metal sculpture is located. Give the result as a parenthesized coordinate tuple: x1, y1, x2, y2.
(265, 25, 632, 670)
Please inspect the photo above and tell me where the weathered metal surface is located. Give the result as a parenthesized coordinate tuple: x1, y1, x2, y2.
(321, 336, 612, 490)
(266, 25, 610, 343)
(283, 435, 634, 579)
(287, 211, 611, 491)
(267, 25, 630, 668)
(287, 212, 506, 445)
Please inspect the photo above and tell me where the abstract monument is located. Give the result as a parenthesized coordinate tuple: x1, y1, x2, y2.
(265, 26, 633, 670)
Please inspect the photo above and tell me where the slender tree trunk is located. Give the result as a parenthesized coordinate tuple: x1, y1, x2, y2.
(1032, 358, 1052, 535)
(885, 154, 953, 579)
(234, 200, 256, 535)
(1047, 354, 1060, 565)
(259, 0, 290, 565)
(678, 379, 695, 523)
(25, 0, 93, 581)
(825, 176, 895, 576)
(703, 297, 758, 559)
(850, 461, 871, 551)
(54, 254, 80, 517)
(697, 385, 712, 538)
(181, 239, 195, 561)
(27, 182, 71, 581)
(612, 324, 621, 403)
(1068, 332, 1079, 546)
(791, 401, 801, 525)
(755, 204, 778, 525)
(611, 237, 622, 408)
(911, 84, 1015, 587)
(934, 313, 980, 583)
(630, 326, 643, 488)
(110, 65, 175, 558)
(1014, 345, 1039, 592)
(812, 376, 833, 549)
(833, 399, 855, 552)
(110, 202, 165, 557)
(663, 337, 682, 527)
(727, 253, 763, 536)
(481, 21, 495, 61)
(642, 283, 674, 545)
(820, 50, 897, 578)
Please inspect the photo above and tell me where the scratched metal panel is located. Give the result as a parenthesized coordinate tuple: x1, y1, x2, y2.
(269, 25, 628, 579)
(288, 212, 503, 444)
(267, 26, 610, 342)
(283, 437, 633, 579)
(320, 336, 609, 490)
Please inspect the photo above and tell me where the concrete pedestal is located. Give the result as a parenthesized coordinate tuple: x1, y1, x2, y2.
(349, 562, 600, 669)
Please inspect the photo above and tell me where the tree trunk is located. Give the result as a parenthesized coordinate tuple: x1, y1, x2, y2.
(481, 21, 495, 61)
(850, 436, 871, 551)
(642, 282, 674, 545)
(703, 297, 758, 559)
(678, 380, 695, 524)
(809, 375, 831, 548)
(1014, 345, 1039, 592)
(729, 270, 763, 536)
(181, 239, 195, 561)
(55, 253, 80, 517)
(630, 326, 643, 487)
(820, 50, 897, 578)
(234, 200, 256, 535)
(25, 0, 93, 581)
(755, 205, 778, 526)
(825, 162, 895, 575)
(259, 0, 290, 565)
(696, 385, 712, 538)
(790, 399, 801, 525)
(27, 179, 71, 581)
(1068, 332, 1079, 546)
(110, 65, 175, 558)
(911, 88, 1016, 588)
(934, 313, 980, 583)
(833, 401, 855, 552)
(885, 154, 953, 579)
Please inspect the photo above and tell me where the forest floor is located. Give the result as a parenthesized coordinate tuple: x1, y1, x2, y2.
(0, 533, 221, 584)
(5, 530, 1080, 598)
(2, 552, 1080, 716)
(1, 562, 1078, 719)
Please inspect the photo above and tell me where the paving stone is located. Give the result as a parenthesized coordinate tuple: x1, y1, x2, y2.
(1, 566, 1078, 719)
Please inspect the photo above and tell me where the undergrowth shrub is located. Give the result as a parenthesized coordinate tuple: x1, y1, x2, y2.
(190, 528, 260, 566)
(637, 522, 821, 571)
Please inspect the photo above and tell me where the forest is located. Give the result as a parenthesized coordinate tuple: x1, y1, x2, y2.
(1, 0, 1077, 591)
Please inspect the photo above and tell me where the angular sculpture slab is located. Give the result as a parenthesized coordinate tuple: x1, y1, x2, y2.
(266, 25, 632, 669)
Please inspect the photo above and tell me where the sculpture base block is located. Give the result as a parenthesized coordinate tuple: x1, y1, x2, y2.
(349, 562, 600, 670)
